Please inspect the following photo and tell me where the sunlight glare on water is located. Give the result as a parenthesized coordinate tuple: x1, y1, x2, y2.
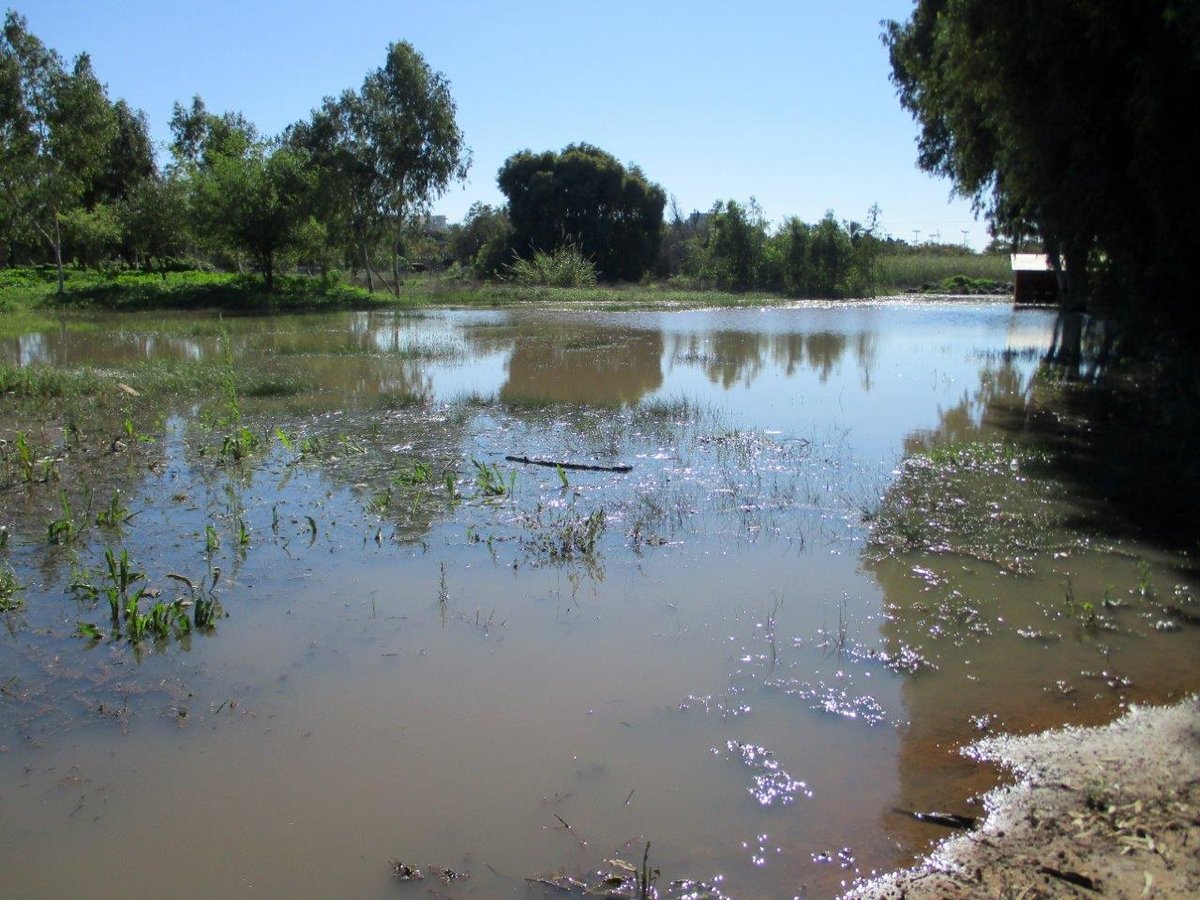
(2, 301, 1197, 899)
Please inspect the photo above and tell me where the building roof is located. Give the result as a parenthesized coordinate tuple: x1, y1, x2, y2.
(1011, 253, 1053, 272)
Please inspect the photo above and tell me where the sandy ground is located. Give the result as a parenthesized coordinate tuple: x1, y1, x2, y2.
(844, 698, 1200, 899)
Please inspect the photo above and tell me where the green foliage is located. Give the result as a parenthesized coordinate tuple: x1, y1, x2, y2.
(46, 490, 75, 544)
(884, 1, 1200, 345)
(448, 202, 513, 278)
(288, 42, 469, 293)
(505, 244, 597, 287)
(472, 459, 513, 498)
(190, 141, 316, 290)
(701, 199, 768, 291)
(168, 95, 258, 169)
(220, 426, 260, 461)
(119, 174, 189, 276)
(1, 13, 133, 292)
(394, 461, 432, 486)
(58, 202, 122, 266)
(95, 490, 131, 528)
(874, 251, 1011, 292)
(95, 547, 194, 643)
(0, 564, 22, 612)
(676, 201, 878, 297)
(498, 143, 665, 282)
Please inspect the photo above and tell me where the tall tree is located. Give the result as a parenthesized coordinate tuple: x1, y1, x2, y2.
(1, 11, 116, 292)
(498, 143, 666, 282)
(169, 95, 258, 169)
(289, 42, 469, 293)
(87, 99, 155, 206)
(884, 1, 1200, 345)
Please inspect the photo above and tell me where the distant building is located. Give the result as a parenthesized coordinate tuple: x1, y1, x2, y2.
(425, 215, 449, 234)
(1011, 253, 1061, 305)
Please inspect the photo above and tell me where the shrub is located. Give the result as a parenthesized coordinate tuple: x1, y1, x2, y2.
(504, 244, 597, 288)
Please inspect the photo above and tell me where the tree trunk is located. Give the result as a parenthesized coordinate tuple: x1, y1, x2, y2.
(53, 214, 65, 296)
(361, 233, 374, 293)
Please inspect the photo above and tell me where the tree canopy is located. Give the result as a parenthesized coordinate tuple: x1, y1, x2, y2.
(884, 1, 1200, 343)
(1, 11, 125, 291)
(289, 41, 469, 292)
(498, 143, 665, 282)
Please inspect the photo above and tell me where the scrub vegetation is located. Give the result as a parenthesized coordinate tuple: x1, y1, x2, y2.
(2, 11, 1003, 309)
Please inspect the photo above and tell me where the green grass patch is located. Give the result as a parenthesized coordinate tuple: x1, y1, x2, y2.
(0, 267, 385, 313)
(3, 261, 1016, 310)
(0, 359, 308, 406)
(875, 252, 1012, 293)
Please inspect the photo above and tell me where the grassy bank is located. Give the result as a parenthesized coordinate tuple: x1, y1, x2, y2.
(0, 267, 382, 315)
(0, 254, 1015, 320)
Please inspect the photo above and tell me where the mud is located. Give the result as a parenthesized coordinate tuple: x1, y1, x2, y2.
(846, 698, 1200, 899)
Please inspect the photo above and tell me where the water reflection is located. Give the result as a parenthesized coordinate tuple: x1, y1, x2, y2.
(667, 329, 867, 388)
(499, 325, 663, 406)
(863, 353, 1200, 858)
(11, 302, 1123, 900)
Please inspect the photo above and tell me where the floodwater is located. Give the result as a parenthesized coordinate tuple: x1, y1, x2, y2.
(1, 301, 1196, 899)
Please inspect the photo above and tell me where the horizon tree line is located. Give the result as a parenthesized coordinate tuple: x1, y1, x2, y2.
(5, 9, 954, 300)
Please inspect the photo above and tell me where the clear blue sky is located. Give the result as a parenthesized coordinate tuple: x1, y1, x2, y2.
(13, 1, 992, 249)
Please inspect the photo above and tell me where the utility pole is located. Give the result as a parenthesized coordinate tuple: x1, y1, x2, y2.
(913, 229, 921, 245)
(932, 230, 941, 243)
(961, 230, 969, 249)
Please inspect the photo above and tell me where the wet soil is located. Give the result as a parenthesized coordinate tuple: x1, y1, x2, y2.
(846, 698, 1200, 899)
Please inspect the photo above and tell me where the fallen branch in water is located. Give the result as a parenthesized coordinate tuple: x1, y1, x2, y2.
(505, 455, 632, 473)
(892, 808, 978, 830)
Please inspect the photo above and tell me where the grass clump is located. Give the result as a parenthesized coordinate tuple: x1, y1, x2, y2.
(0, 564, 22, 612)
(521, 505, 607, 561)
(505, 245, 598, 288)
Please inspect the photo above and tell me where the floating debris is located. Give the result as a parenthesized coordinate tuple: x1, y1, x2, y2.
(389, 860, 423, 881)
(893, 808, 978, 830)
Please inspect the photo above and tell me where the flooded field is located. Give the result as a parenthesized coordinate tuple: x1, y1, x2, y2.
(1, 301, 1196, 899)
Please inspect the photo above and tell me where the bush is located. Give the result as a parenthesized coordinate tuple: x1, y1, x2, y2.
(504, 245, 597, 288)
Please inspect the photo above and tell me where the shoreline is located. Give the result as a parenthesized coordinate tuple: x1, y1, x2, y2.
(844, 698, 1200, 898)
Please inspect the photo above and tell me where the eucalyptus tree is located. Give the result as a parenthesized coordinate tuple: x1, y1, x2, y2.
(885, 1, 1200, 343)
(168, 95, 258, 170)
(88, 99, 155, 206)
(498, 143, 665, 282)
(291, 41, 469, 293)
(1, 11, 117, 292)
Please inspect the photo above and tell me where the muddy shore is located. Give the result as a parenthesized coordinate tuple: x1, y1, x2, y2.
(845, 698, 1200, 898)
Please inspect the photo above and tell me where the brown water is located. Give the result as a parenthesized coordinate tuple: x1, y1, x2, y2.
(1, 301, 1196, 899)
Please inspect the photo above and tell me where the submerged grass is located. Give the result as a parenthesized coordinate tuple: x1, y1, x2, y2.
(0, 360, 308, 407)
(0, 564, 22, 611)
(867, 439, 1071, 569)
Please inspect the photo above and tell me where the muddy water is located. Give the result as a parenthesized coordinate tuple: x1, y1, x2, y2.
(1, 301, 1196, 899)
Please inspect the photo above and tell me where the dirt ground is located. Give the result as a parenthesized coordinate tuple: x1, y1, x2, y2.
(845, 698, 1200, 899)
